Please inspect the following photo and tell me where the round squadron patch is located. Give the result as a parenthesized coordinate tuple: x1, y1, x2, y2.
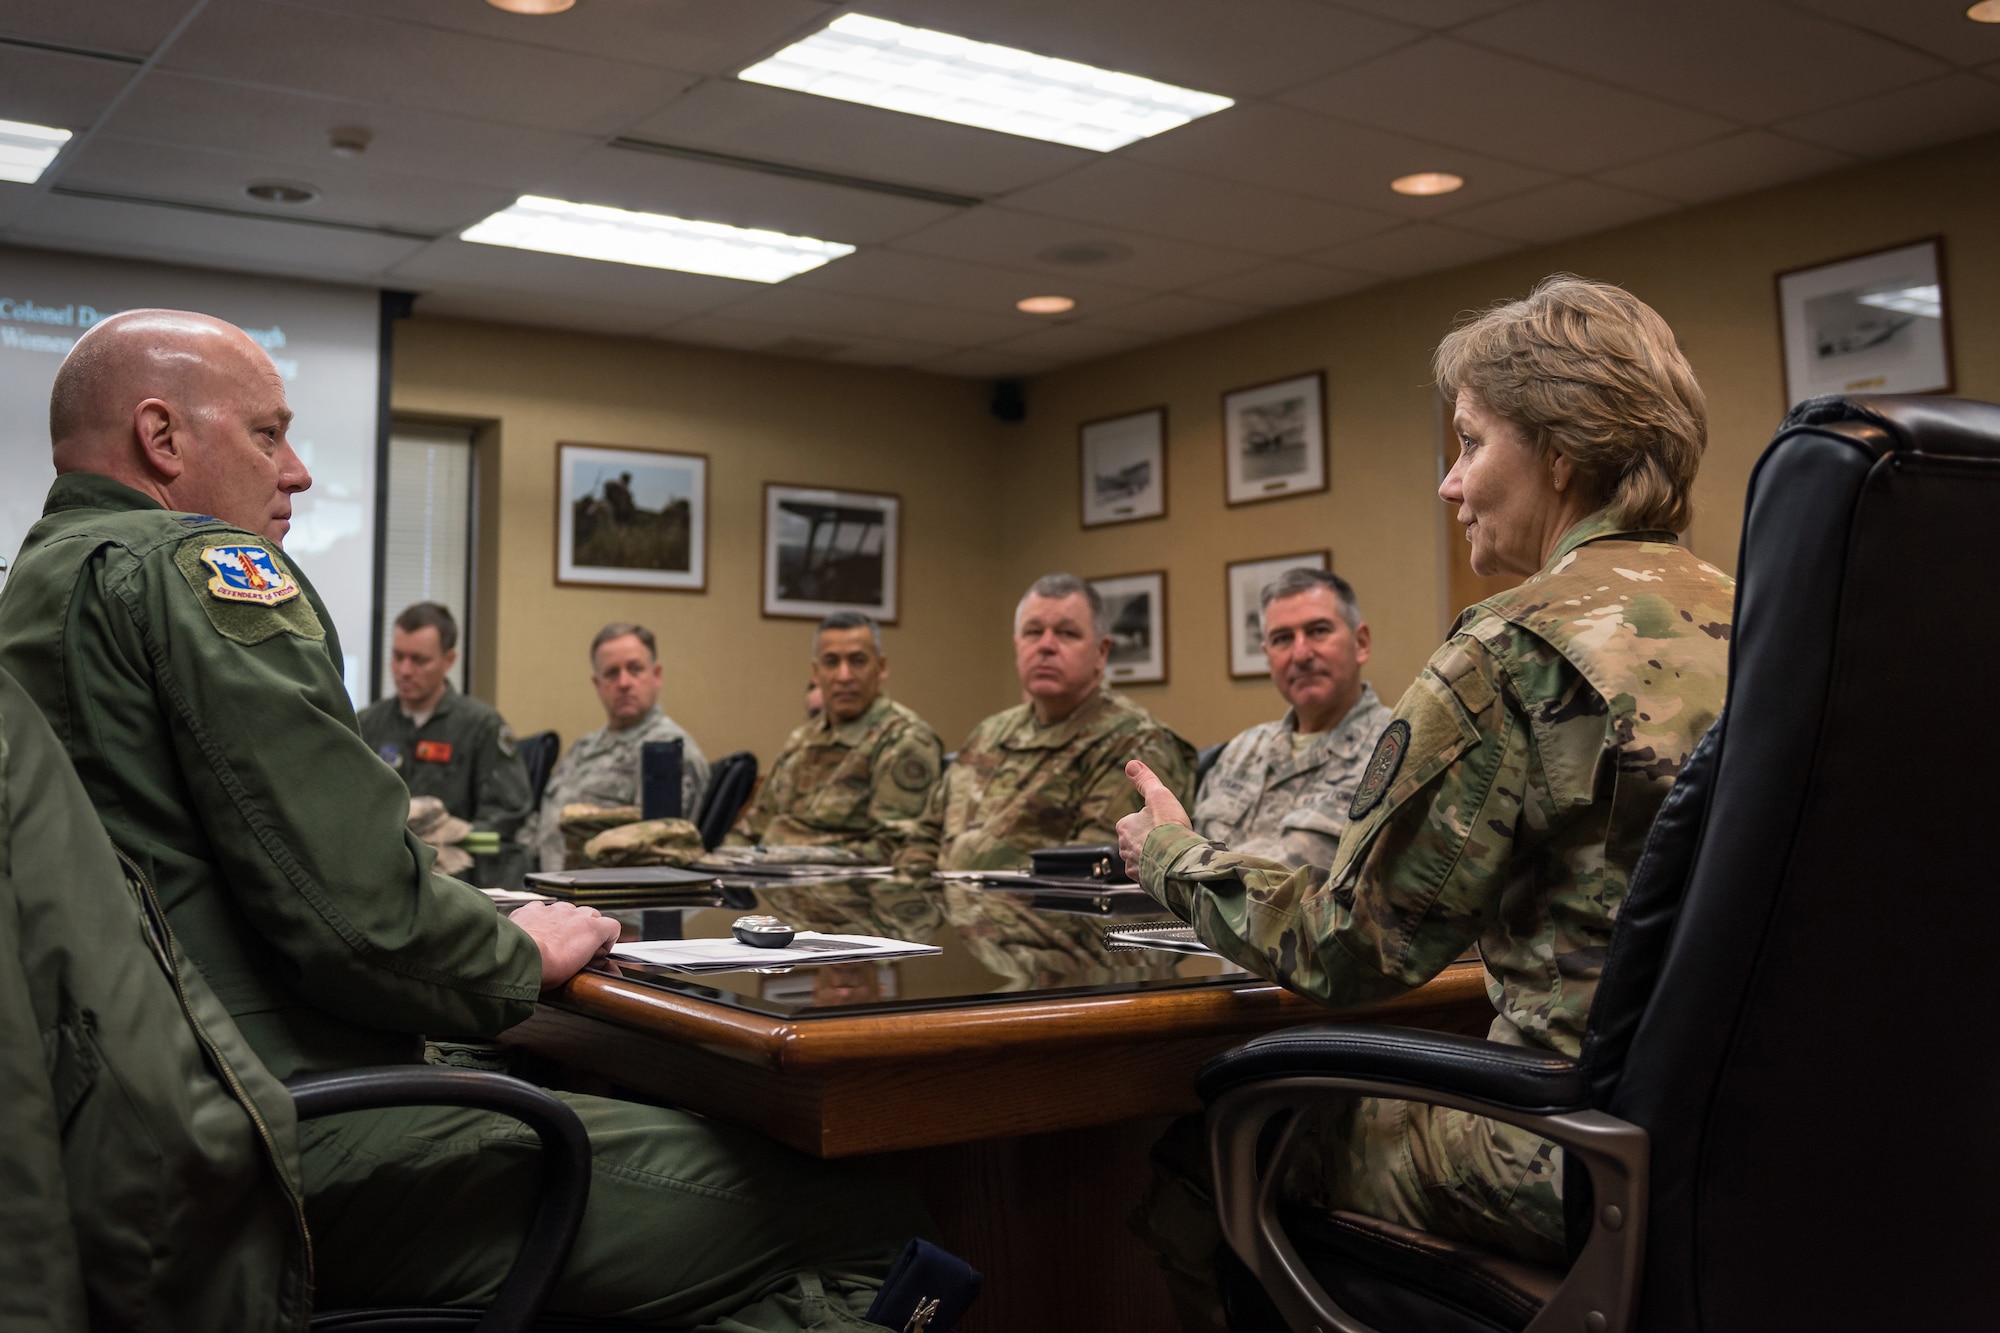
(891, 751, 937, 792)
(1348, 719, 1410, 821)
(497, 723, 517, 757)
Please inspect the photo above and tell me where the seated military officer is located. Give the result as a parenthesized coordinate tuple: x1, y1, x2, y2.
(1191, 569, 1391, 867)
(528, 622, 710, 872)
(895, 573, 1195, 875)
(357, 601, 532, 837)
(725, 611, 943, 862)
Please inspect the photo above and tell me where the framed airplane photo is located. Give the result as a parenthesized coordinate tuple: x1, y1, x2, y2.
(762, 483, 901, 623)
(1079, 407, 1167, 528)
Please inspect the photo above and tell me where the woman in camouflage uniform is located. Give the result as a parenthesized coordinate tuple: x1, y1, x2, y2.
(1121, 275, 1736, 1329)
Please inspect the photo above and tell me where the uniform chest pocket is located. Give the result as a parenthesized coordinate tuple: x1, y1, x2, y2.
(1195, 774, 1256, 828)
(44, 995, 103, 1129)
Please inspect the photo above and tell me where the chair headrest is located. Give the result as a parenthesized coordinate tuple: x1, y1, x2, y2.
(1783, 394, 2000, 460)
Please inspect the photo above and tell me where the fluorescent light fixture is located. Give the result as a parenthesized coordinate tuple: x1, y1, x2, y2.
(461, 195, 855, 283)
(0, 118, 72, 185)
(740, 13, 1233, 152)
(1391, 171, 1465, 197)
(1856, 284, 1941, 319)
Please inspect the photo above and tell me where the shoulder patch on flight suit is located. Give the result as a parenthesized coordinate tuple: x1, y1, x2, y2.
(173, 537, 324, 646)
(892, 749, 938, 792)
(1348, 719, 1409, 820)
(497, 723, 516, 757)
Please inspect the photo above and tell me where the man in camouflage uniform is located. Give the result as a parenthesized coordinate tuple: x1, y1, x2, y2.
(1192, 568, 1390, 867)
(359, 600, 533, 836)
(1121, 512, 1733, 1321)
(725, 610, 942, 862)
(530, 621, 710, 872)
(895, 573, 1195, 877)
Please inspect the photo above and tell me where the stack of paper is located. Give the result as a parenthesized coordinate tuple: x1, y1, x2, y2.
(610, 932, 941, 976)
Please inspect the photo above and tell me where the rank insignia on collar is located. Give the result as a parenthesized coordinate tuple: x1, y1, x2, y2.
(197, 544, 300, 606)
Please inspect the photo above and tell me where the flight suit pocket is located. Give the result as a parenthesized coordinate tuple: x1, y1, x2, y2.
(44, 995, 103, 1129)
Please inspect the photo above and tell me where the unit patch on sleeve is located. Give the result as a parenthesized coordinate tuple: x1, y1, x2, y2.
(415, 740, 454, 764)
(198, 544, 301, 605)
(1348, 719, 1410, 821)
(174, 537, 325, 647)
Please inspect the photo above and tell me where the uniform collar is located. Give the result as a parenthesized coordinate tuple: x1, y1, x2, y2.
(45, 472, 167, 516)
(1265, 684, 1381, 773)
(807, 692, 892, 746)
(1003, 687, 1116, 750)
(402, 684, 457, 723)
(1546, 507, 1679, 566)
(601, 703, 663, 740)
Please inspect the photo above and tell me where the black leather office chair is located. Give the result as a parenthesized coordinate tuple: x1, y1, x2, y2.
(694, 750, 758, 849)
(1198, 395, 2000, 1333)
(1195, 741, 1226, 792)
(518, 730, 561, 810)
(292, 1067, 641, 1332)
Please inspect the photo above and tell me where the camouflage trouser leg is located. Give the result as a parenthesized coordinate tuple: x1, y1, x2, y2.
(1131, 1098, 1565, 1331)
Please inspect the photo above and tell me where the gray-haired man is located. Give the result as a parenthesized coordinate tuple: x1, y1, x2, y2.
(725, 611, 943, 862)
(1191, 568, 1391, 867)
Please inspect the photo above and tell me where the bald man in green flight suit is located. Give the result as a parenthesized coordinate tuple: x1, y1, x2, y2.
(0, 308, 936, 1330)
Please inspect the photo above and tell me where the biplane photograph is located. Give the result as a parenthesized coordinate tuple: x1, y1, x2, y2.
(1078, 406, 1167, 528)
(555, 442, 707, 590)
(1223, 371, 1327, 505)
(762, 483, 901, 621)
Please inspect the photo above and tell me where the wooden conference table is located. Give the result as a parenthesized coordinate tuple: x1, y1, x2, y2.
(498, 871, 1492, 1333)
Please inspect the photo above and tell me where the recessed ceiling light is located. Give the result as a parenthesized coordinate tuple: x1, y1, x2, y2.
(487, 0, 575, 13)
(1016, 295, 1076, 314)
(0, 118, 72, 185)
(244, 180, 319, 205)
(740, 13, 1233, 152)
(1391, 171, 1465, 197)
(1968, 1, 2000, 22)
(461, 195, 855, 283)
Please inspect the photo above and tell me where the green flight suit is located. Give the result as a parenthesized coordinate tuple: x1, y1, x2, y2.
(1129, 513, 1734, 1321)
(0, 474, 927, 1329)
(0, 662, 309, 1332)
(357, 686, 534, 836)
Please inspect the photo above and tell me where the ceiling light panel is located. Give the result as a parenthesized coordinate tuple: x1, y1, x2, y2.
(0, 118, 73, 184)
(739, 14, 1233, 152)
(461, 195, 855, 283)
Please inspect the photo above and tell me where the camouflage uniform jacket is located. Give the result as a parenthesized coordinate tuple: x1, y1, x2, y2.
(898, 686, 1196, 875)
(1140, 511, 1734, 1057)
(723, 693, 943, 862)
(529, 705, 710, 872)
(1191, 685, 1392, 867)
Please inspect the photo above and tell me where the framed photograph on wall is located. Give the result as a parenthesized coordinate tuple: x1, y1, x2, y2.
(1223, 371, 1326, 506)
(1089, 570, 1167, 685)
(1777, 237, 1953, 408)
(1227, 550, 1330, 678)
(1079, 407, 1167, 528)
(555, 442, 707, 591)
(762, 483, 901, 622)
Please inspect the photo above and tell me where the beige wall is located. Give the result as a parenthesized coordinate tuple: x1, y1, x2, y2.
(392, 320, 1012, 762)
(394, 130, 2000, 761)
(995, 130, 2000, 748)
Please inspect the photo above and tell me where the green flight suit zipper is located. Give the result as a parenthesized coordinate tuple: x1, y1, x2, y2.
(116, 847, 315, 1325)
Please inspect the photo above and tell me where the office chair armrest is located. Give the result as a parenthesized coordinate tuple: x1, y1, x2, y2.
(1203, 1028, 1646, 1333)
(286, 1067, 592, 1333)
(1197, 1023, 1590, 1114)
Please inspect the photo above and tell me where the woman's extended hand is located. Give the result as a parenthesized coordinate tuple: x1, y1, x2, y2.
(1118, 759, 1191, 879)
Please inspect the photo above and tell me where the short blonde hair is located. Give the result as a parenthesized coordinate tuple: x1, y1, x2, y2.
(1433, 275, 1706, 533)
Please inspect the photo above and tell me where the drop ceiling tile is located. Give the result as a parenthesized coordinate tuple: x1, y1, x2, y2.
(656, 312, 952, 370)
(0, 43, 136, 134)
(1002, 157, 1399, 257)
(789, 248, 1154, 318)
(912, 346, 1064, 379)
(1184, 261, 1377, 308)
(542, 144, 958, 246)
(716, 285, 1033, 345)
(858, 0, 1422, 99)
(1773, 73, 2000, 160)
(296, 0, 833, 75)
(412, 289, 677, 338)
(0, 1, 196, 57)
(1125, 102, 1557, 217)
(1597, 130, 1852, 205)
(1307, 222, 1518, 278)
(625, 81, 1093, 199)
(1280, 37, 1736, 174)
(977, 320, 1157, 367)
(890, 206, 1267, 290)
(162, 0, 695, 136)
(63, 136, 509, 233)
(1079, 292, 1259, 338)
(651, 311, 798, 352)
(0, 181, 46, 230)
(1440, 178, 1675, 244)
(5, 192, 428, 283)
(1786, 0, 2000, 68)
(1459, 0, 1946, 124)
(1330, 0, 1524, 30)
(389, 238, 753, 315)
(103, 72, 597, 192)
(829, 334, 961, 368)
